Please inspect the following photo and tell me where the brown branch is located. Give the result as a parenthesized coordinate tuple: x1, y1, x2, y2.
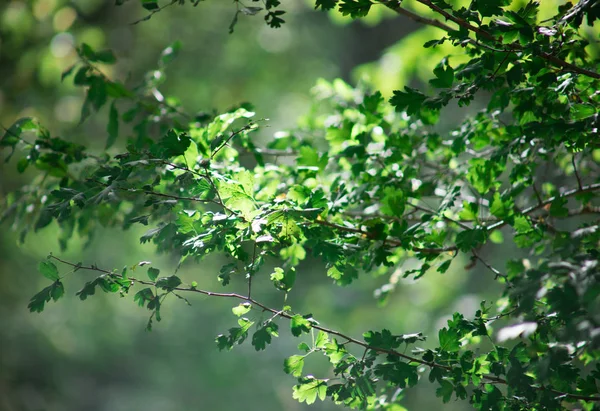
(211, 123, 257, 160)
(471, 249, 508, 282)
(487, 183, 600, 231)
(381, 0, 600, 80)
(47, 255, 600, 402)
(313, 219, 457, 254)
(94, 180, 239, 217)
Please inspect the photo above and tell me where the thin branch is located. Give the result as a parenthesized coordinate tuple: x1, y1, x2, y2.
(572, 154, 583, 191)
(407, 202, 471, 230)
(487, 183, 600, 231)
(471, 249, 508, 282)
(94, 180, 239, 217)
(211, 123, 257, 160)
(47, 255, 600, 402)
(132, 0, 178, 24)
(248, 241, 257, 299)
(381, 0, 600, 80)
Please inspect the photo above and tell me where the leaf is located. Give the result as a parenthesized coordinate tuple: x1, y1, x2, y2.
(439, 327, 460, 352)
(338, 0, 372, 17)
(252, 323, 278, 351)
(455, 228, 487, 252)
(155, 275, 182, 290)
(151, 129, 191, 158)
(232, 303, 252, 317)
(315, 331, 329, 348)
(141, 0, 159, 10)
(28, 281, 64, 312)
(28, 285, 53, 313)
(430, 59, 454, 88)
(436, 380, 454, 403)
(390, 87, 427, 115)
(134, 288, 154, 307)
(380, 186, 405, 216)
(315, 0, 337, 9)
(284, 355, 304, 377)
(106, 101, 119, 149)
(147, 267, 160, 281)
(571, 104, 596, 120)
(292, 378, 328, 405)
(290, 314, 314, 336)
(270, 267, 296, 291)
(241, 6, 262, 15)
(38, 260, 60, 281)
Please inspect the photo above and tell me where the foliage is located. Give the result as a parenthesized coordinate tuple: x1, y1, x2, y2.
(2, 0, 600, 410)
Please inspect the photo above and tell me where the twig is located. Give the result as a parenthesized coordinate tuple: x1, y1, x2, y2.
(381, 0, 600, 80)
(132, 0, 178, 24)
(572, 154, 583, 191)
(46, 255, 600, 402)
(487, 183, 600, 231)
(211, 123, 257, 160)
(471, 249, 508, 282)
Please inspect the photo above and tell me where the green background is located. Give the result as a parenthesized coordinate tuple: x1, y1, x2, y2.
(0, 1, 547, 409)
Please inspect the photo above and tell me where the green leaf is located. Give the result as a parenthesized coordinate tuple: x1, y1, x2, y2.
(151, 130, 191, 158)
(232, 303, 252, 317)
(134, 288, 155, 307)
(439, 327, 460, 352)
(252, 322, 278, 351)
(284, 355, 305, 377)
(489, 192, 513, 219)
(290, 314, 314, 336)
(155, 275, 182, 290)
(380, 186, 405, 216)
(28, 281, 64, 312)
(455, 228, 487, 252)
(571, 104, 596, 120)
(315, 330, 329, 348)
(38, 260, 60, 281)
(292, 377, 328, 405)
(390, 87, 427, 115)
(141, 0, 159, 10)
(106, 101, 119, 149)
(147, 267, 160, 281)
(430, 59, 454, 88)
(436, 380, 454, 403)
(270, 267, 296, 291)
(338, 0, 372, 17)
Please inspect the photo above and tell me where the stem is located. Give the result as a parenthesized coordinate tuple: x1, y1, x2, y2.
(47, 255, 600, 402)
(381, 1, 600, 80)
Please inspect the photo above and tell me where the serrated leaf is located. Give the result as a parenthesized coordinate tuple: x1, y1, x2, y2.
(292, 378, 328, 405)
(284, 355, 305, 377)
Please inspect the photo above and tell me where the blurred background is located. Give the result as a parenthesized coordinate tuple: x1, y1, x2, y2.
(0, 0, 561, 410)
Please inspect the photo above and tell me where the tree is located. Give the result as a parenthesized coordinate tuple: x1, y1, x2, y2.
(1, 0, 599, 410)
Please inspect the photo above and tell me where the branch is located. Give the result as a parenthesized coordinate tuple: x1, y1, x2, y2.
(211, 123, 257, 160)
(382, 0, 600, 80)
(487, 183, 600, 231)
(313, 219, 457, 254)
(471, 249, 508, 282)
(94, 180, 239, 217)
(47, 255, 600, 402)
(572, 154, 583, 191)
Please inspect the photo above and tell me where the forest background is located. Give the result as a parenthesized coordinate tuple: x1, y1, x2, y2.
(0, 1, 598, 410)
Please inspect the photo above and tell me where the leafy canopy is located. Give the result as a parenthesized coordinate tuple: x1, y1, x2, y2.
(1, 0, 600, 410)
